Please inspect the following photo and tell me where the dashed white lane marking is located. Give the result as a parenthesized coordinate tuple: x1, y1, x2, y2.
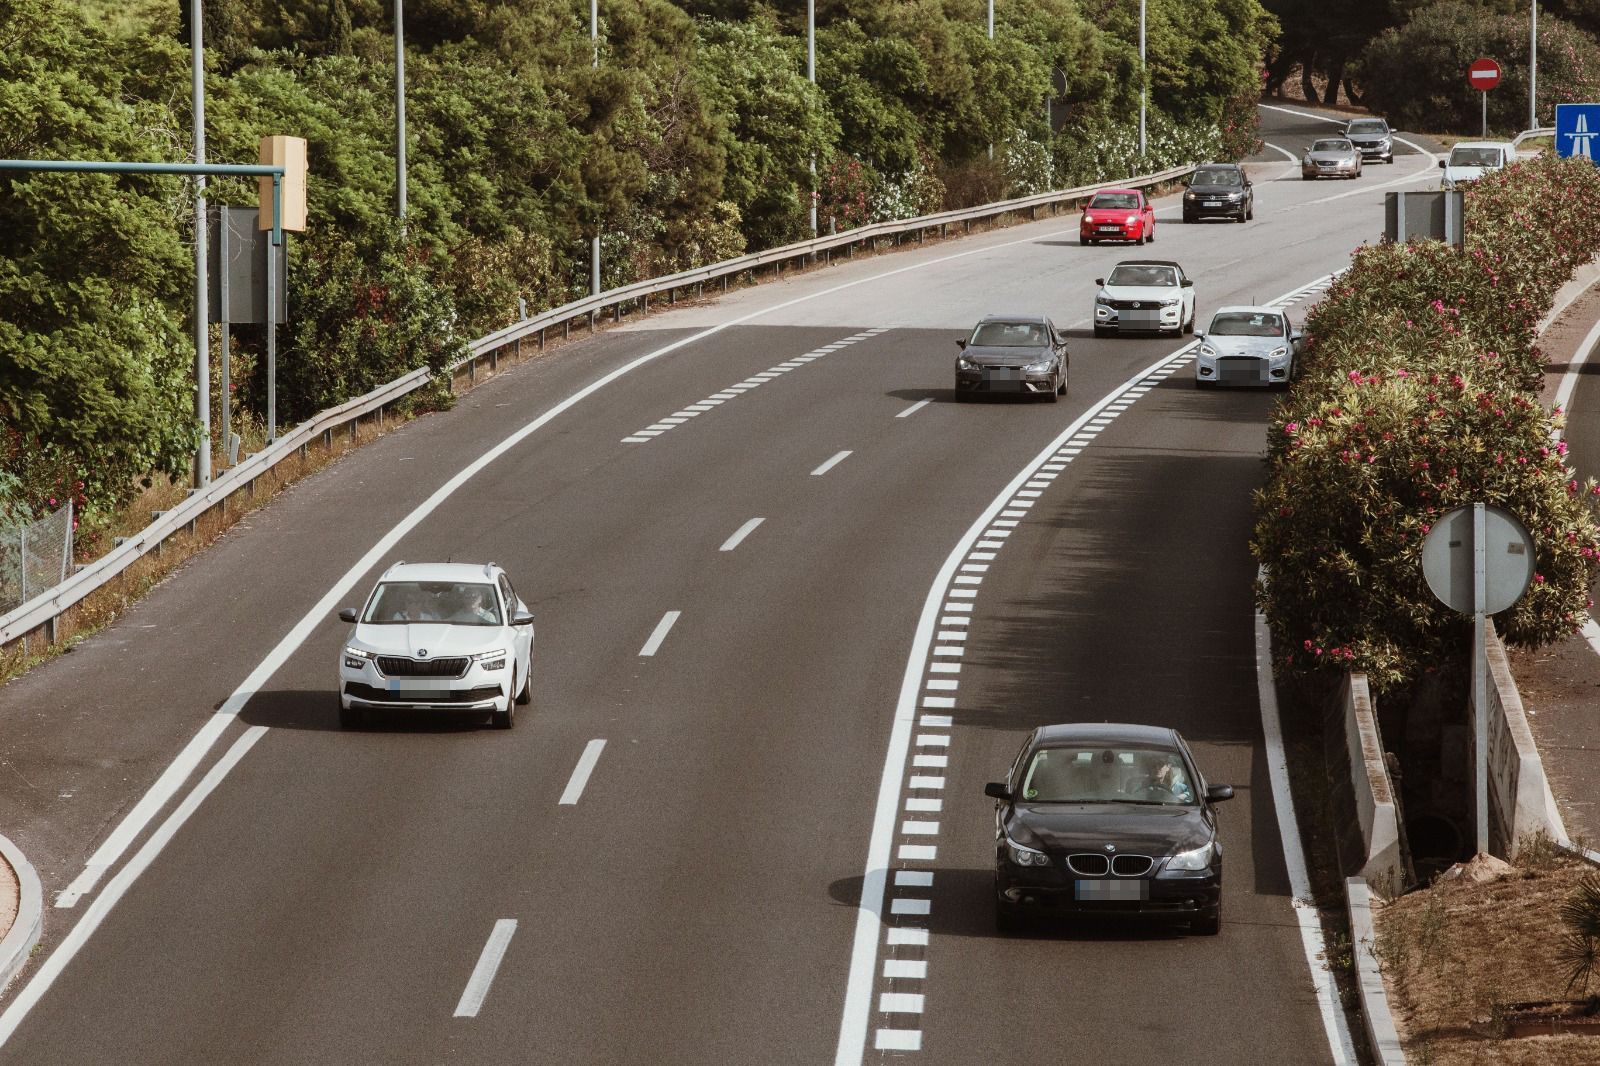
(897, 399, 932, 418)
(558, 739, 607, 806)
(720, 517, 765, 552)
(834, 272, 1340, 1064)
(453, 919, 518, 1018)
(812, 450, 853, 476)
(639, 611, 681, 657)
(622, 329, 889, 443)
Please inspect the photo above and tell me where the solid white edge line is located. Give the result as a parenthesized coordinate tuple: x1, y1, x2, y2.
(1263, 141, 1300, 163)
(452, 918, 519, 1018)
(897, 399, 932, 419)
(1552, 314, 1600, 433)
(558, 739, 608, 806)
(833, 272, 1338, 1066)
(719, 517, 765, 552)
(638, 611, 681, 657)
(0, 726, 268, 1046)
(811, 450, 852, 476)
(1255, 578, 1359, 1064)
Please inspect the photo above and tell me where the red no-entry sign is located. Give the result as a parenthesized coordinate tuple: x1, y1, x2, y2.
(1469, 57, 1501, 90)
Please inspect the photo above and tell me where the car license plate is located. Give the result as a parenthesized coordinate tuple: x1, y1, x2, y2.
(388, 678, 449, 693)
(988, 367, 1022, 381)
(1098, 225, 1121, 232)
(1219, 360, 1265, 383)
(1075, 880, 1148, 901)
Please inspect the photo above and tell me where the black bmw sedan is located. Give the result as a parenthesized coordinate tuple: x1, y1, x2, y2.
(985, 723, 1233, 935)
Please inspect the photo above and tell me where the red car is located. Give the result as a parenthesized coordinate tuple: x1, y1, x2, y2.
(1079, 189, 1156, 246)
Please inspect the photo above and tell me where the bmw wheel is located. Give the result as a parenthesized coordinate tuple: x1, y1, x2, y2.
(995, 895, 1025, 935)
(1191, 906, 1222, 936)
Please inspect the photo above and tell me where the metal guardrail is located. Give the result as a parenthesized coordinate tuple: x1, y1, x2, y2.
(1, 162, 1197, 653)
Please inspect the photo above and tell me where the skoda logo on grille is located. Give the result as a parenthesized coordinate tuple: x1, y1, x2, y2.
(1104, 843, 1117, 852)
(417, 649, 429, 658)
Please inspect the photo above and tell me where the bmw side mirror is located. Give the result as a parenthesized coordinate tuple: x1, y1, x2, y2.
(513, 609, 535, 626)
(338, 607, 358, 623)
(956, 338, 967, 349)
(984, 782, 1011, 801)
(1206, 784, 1235, 803)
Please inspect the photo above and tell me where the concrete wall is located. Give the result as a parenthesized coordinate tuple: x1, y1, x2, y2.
(1341, 673, 1406, 897)
(1483, 623, 1568, 857)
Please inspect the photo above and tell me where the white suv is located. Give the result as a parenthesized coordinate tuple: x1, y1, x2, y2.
(1092, 260, 1197, 337)
(338, 561, 534, 729)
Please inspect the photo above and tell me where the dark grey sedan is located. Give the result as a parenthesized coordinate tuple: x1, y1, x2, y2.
(955, 315, 1068, 402)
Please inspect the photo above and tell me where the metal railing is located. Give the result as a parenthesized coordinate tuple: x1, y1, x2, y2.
(0, 162, 1196, 652)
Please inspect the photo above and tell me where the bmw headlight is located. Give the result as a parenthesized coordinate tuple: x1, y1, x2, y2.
(1005, 835, 1051, 867)
(473, 648, 508, 671)
(1166, 841, 1214, 872)
(344, 646, 374, 669)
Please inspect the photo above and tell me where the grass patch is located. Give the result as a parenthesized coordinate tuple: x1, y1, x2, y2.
(1375, 844, 1600, 1064)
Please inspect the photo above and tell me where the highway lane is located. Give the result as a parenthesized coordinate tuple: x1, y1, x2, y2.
(0, 105, 1430, 1061)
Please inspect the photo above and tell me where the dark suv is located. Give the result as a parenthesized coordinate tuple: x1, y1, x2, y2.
(1181, 163, 1253, 223)
(1343, 118, 1395, 164)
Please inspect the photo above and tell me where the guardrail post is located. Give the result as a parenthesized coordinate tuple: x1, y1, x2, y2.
(350, 415, 358, 443)
(469, 356, 476, 384)
(722, 275, 728, 292)
(323, 428, 332, 448)
(589, 310, 596, 333)
(669, 288, 675, 306)
(515, 337, 522, 360)
(490, 346, 498, 372)
(539, 327, 546, 351)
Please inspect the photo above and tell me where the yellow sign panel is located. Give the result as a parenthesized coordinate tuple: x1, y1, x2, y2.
(258, 135, 308, 232)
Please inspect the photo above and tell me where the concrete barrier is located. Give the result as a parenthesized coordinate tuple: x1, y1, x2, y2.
(0, 832, 41, 996)
(1341, 673, 1407, 897)
(1483, 622, 1569, 857)
(1347, 877, 1408, 1064)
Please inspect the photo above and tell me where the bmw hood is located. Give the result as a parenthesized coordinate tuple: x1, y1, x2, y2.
(1007, 803, 1211, 855)
(962, 344, 1052, 366)
(1202, 335, 1288, 358)
(351, 623, 505, 658)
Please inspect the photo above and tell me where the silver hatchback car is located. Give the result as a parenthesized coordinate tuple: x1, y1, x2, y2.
(1193, 307, 1303, 389)
(1301, 138, 1361, 180)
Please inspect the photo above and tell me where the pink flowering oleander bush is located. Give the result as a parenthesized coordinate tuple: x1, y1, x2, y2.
(1253, 158, 1600, 693)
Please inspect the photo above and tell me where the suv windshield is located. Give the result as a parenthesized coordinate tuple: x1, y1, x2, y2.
(1107, 265, 1176, 287)
(1449, 146, 1503, 167)
(971, 321, 1048, 347)
(1191, 168, 1242, 186)
(1020, 746, 1196, 805)
(1089, 193, 1140, 210)
(363, 581, 503, 625)
(1346, 121, 1387, 134)
(1208, 312, 1284, 337)
(1312, 139, 1352, 153)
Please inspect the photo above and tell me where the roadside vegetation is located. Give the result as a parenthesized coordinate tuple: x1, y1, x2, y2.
(1254, 153, 1600, 695)
(0, 0, 1274, 549)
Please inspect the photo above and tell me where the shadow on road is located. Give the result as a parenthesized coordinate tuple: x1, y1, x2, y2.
(237, 689, 492, 733)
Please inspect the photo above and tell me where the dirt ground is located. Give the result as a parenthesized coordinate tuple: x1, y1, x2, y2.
(1374, 850, 1600, 1064)
(0, 856, 14, 948)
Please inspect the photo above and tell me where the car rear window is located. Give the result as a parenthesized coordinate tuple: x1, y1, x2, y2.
(1019, 746, 1194, 804)
(1191, 168, 1242, 186)
(363, 581, 503, 625)
(1208, 312, 1284, 337)
(1107, 265, 1176, 287)
(971, 322, 1047, 347)
(1089, 193, 1140, 210)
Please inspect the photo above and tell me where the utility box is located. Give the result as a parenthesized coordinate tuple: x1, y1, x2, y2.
(258, 135, 308, 232)
(1384, 190, 1463, 247)
(207, 206, 286, 324)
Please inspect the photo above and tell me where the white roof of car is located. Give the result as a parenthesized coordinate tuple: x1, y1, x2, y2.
(380, 561, 499, 584)
(1212, 305, 1284, 317)
(1449, 140, 1514, 151)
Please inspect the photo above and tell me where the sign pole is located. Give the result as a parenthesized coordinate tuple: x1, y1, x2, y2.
(219, 212, 230, 468)
(267, 174, 281, 442)
(1482, 90, 1487, 138)
(1473, 502, 1489, 854)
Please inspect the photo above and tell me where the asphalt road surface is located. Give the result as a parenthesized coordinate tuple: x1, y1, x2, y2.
(0, 104, 1441, 1063)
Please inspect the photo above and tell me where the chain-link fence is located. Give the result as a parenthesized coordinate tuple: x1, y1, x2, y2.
(0, 501, 73, 613)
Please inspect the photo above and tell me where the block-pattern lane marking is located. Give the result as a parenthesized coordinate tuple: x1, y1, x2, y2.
(833, 273, 1342, 1064)
(622, 328, 892, 444)
(453, 918, 519, 1018)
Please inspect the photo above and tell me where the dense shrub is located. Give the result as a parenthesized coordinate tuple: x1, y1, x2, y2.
(1253, 158, 1600, 693)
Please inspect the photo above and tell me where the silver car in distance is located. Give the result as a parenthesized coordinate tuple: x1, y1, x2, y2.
(1193, 307, 1303, 389)
(1301, 138, 1361, 180)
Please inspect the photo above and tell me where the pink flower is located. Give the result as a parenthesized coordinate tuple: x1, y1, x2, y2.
(1534, 573, 1545, 584)
(1284, 422, 1299, 434)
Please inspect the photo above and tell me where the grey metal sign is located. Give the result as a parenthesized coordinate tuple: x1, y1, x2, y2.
(1384, 190, 1464, 248)
(1421, 504, 1535, 615)
(207, 206, 285, 324)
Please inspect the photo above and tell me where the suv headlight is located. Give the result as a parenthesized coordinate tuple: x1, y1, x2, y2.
(1225, 191, 1242, 200)
(1183, 190, 1197, 200)
(1165, 841, 1214, 872)
(1095, 295, 1113, 306)
(1161, 297, 1181, 307)
(1005, 836, 1052, 867)
(344, 646, 374, 669)
(473, 648, 508, 671)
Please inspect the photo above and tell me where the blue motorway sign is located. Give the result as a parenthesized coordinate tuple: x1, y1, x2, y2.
(1556, 103, 1600, 163)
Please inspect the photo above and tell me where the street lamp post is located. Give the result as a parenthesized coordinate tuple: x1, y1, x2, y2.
(988, 0, 995, 160)
(395, 0, 407, 224)
(190, 0, 211, 488)
(1530, 0, 1538, 130)
(592, 0, 601, 294)
(809, 0, 817, 237)
(1138, 0, 1147, 158)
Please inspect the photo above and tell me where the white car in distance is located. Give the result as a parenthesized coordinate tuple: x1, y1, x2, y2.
(338, 561, 534, 729)
(1439, 141, 1514, 189)
(1092, 260, 1197, 337)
